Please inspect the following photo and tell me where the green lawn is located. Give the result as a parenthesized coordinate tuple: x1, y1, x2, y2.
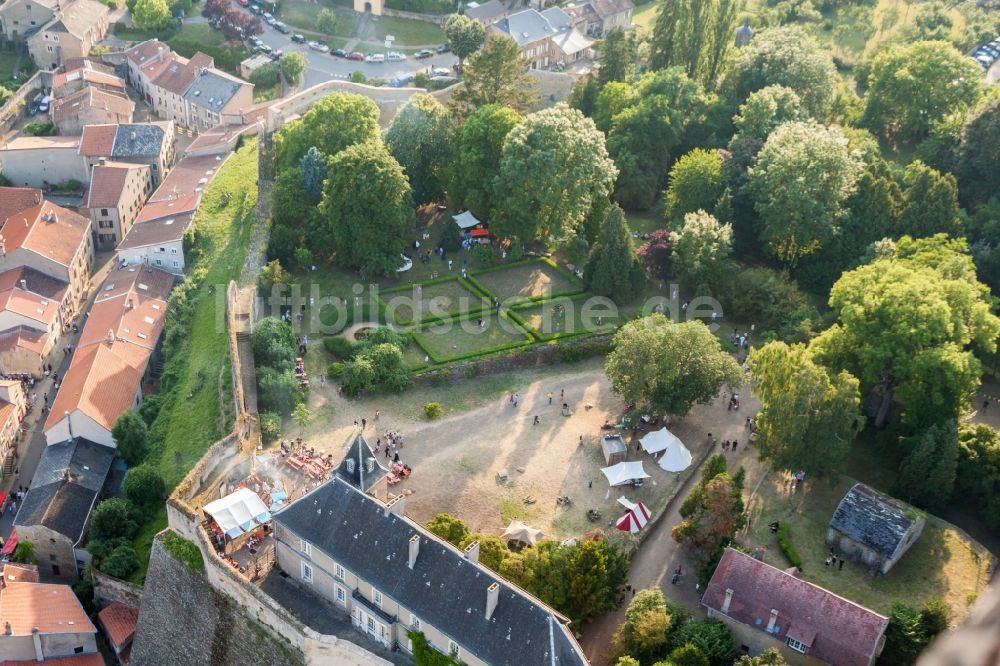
(0, 47, 33, 89)
(364, 14, 445, 46)
(167, 24, 250, 74)
(473, 260, 583, 303)
(413, 313, 529, 363)
(631, 0, 657, 32)
(514, 295, 624, 340)
(279, 0, 359, 38)
(382, 278, 487, 325)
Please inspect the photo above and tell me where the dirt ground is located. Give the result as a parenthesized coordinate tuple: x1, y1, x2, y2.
(288, 361, 757, 541)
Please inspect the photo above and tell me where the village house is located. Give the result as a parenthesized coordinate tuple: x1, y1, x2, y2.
(97, 601, 139, 665)
(0, 136, 88, 189)
(83, 161, 153, 250)
(0, 379, 27, 481)
(464, 0, 509, 25)
(26, 0, 110, 70)
(703, 548, 889, 666)
(51, 61, 127, 97)
(51, 87, 136, 135)
(0, 0, 60, 39)
(12, 436, 116, 583)
(489, 8, 593, 69)
(562, 0, 633, 36)
(271, 470, 588, 666)
(79, 123, 176, 187)
(43, 265, 174, 447)
(335, 435, 390, 501)
(0, 576, 100, 659)
(0, 266, 73, 377)
(827, 483, 926, 575)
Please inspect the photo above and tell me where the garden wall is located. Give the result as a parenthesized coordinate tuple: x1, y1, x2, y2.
(92, 569, 144, 608)
(380, 7, 447, 24)
(266, 81, 424, 129)
(0, 71, 42, 136)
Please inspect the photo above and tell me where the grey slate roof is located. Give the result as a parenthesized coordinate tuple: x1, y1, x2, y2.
(335, 435, 388, 493)
(14, 437, 115, 542)
(183, 70, 245, 112)
(465, 0, 506, 23)
(493, 9, 559, 46)
(273, 478, 588, 666)
(829, 483, 915, 558)
(112, 124, 166, 159)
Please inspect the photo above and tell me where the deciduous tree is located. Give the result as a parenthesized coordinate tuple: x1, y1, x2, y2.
(133, 0, 170, 29)
(734, 649, 789, 666)
(427, 514, 469, 545)
(672, 474, 744, 570)
(318, 140, 413, 276)
(649, 0, 740, 86)
(452, 35, 536, 113)
(748, 342, 864, 477)
(956, 423, 1000, 530)
(112, 411, 148, 466)
(316, 8, 337, 35)
(670, 210, 732, 288)
(598, 27, 638, 85)
(896, 421, 959, 510)
(251, 316, 296, 372)
(664, 148, 726, 222)
(280, 51, 307, 85)
(444, 13, 485, 63)
(386, 94, 452, 204)
(898, 160, 961, 238)
(122, 465, 166, 512)
(636, 229, 673, 281)
(732, 85, 805, 140)
(449, 104, 521, 219)
(956, 97, 1000, 205)
(606, 316, 744, 416)
(276, 93, 380, 168)
(89, 499, 138, 542)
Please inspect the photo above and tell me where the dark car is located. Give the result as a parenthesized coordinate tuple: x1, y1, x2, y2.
(436, 43, 450, 53)
(273, 21, 290, 33)
(291, 32, 305, 43)
(414, 48, 433, 59)
(332, 48, 347, 57)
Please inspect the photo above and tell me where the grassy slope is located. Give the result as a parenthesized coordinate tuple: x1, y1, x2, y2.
(130, 140, 258, 582)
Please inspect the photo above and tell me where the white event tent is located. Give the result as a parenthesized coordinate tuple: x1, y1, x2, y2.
(639, 427, 683, 455)
(453, 211, 482, 229)
(203, 487, 271, 539)
(601, 461, 651, 487)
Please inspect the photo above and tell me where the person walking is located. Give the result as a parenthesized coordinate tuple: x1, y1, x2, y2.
(839, 558, 845, 570)
(533, 415, 539, 425)
(362, 418, 367, 430)
(560, 388, 564, 400)
(732, 440, 739, 452)
(547, 391, 553, 405)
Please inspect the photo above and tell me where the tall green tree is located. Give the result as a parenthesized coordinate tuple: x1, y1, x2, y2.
(898, 160, 962, 238)
(861, 41, 983, 143)
(809, 238, 1000, 428)
(276, 93, 380, 168)
(494, 105, 617, 243)
(122, 465, 165, 513)
(299, 147, 326, 202)
(133, 0, 170, 29)
(956, 424, 1000, 531)
(670, 211, 733, 289)
(112, 411, 148, 466)
(880, 600, 950, 666)
(723, 26, 837, 118)
(280, 51, 307, 85)
(956, 97, 1000, 205)
(610, 588, 688, 664)
(748, 342, 864, 477)
(598, 27, 638, 85)
(732, 85, 805, 140)
(670, 645, 710, 666)
(318, 140, 414, 276)
(895, 421, 959, 510)
(747, 121, 861, 263)
(252, 316, 296, 371)
(444, 13, 485, 63)
(386, 94, 452, 205)
(583, 205, 646, 303)
(89, 499, 138, 542)
(449, 104, 521, 219)
(606, 316, 744, 416)
(664, 148, 727, 222)
(649, 0, 740, 86)
(452, 35, 537, 114)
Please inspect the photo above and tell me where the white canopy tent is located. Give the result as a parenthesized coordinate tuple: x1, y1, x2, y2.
(453, 210, 483, 229)
(204, 488, 271, 539)
(639, 427, 684, 455)
(601, 461, 651, 487)
(501, 520, 544, 545)
(658, 438, 693, 473)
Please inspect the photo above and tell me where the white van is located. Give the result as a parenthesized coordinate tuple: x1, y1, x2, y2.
(387, 51, 406, 61)
(365, 53, 386, 63)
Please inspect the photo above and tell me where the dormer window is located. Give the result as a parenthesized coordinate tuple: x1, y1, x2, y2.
(787, 637, 808, 654)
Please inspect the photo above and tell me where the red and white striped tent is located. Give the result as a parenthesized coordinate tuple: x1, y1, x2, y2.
(615, 496, 652, 533)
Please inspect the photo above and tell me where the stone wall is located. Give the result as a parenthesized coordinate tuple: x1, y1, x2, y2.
(265, 81, 424, 129)
(379, 7, 447, 24)
(0, 71, 42, 136)
(93, 569, 144, 609)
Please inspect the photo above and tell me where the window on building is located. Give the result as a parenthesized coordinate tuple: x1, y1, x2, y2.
(787, 638, 808, 654)
(46, 45, 52, 52)
(51, 564, 60, 576)
(300, 540, 311, 557)
(373, 589, 382, 608)
(172, 261, 179, 268)
(410, 615, 420, 630)
(73, 647, 84, 654)
(49, 554, 57, 561)
(100, 208, 108, 216)
(448, 640, 460, 660)
(171, 248, 177, 253)
(335, 564, 344, 579)
(335, 586, 345, 604)
(301, 561, 313, 583)
(155, 259, 162, 266)
(158, 247, 165, 252)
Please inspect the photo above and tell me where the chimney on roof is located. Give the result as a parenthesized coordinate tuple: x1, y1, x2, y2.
(99, 157, 106, 166)
(408, 534, 419, 570)
(384, 494, 406, 518)
(19, 279, 26, 290)
(486, 582, 499, 620)
(131, 130, 137, 141)
(722, 588, 733, 613)
(65, 411, 72, 438)
(464, 540, 480, 564)
(766, 609, 779, 634)
(126, 298, 134, 310)
(32, 627, 43, 662)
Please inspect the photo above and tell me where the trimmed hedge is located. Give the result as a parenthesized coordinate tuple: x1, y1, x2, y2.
(776, 523, 803, 569)
(378, 276, 491, 327)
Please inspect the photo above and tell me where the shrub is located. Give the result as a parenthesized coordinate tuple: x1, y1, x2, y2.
(12, 540, 35, 564)
(323, 336, 356, 360)
(122, 465, 166, 512)
(776, 522, 802, 568)
(424, 402, 443, 419)
(22, 122, 56, 136)
(98, 540, 140, 579)
(260, 411, 281, 441)
(328, 362, 345, 378)
(89, 499, 139, 542)
(112, 411, 148, 466)
(162, 531, 204, 571)
(249, 62, 280, 88)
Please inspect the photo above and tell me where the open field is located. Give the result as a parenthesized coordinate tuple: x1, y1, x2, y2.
(742, 469, 995, 623)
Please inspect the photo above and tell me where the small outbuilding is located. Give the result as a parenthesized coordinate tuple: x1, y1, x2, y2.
(601, 434, 626, 465)
(827, 483, 925, 574)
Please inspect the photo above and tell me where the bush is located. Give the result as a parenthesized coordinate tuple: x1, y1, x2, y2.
(98, 540, 140, 579)
(89, 499, 139, 542)
(424, 402, 443, 419)
(112, 411, 149, 466)
(12, 540, 35, 564)
(260, 411, 281, 441)
(123, 465, 166, 512)
(776, 522, 802, 568)
(162, 531, 204, 571)
(670, 620, 736, 666)
(722, 266, 807, 334)
(138, 393, 163, 425)
(328, 362, 345, 378)
(249, 62, 280, 88)
(323, 336, 356, 360)
(22, 122, 56, 136)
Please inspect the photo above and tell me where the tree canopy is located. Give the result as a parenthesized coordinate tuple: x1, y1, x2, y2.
(386, 94, 452, 205)
(670, 210, 733, 288)
(649, 0, 741, 86)
(276, 93, 380, 168)
(956, 97, 1000, 205)
(132, 0, 170, 29)
(732, 85, 806, 140)
(449, 104, 521, 220)
(584, 204, 646, 303)
(452, 35, 536, 114)
(112, 411, 148, 466)
(444, 13, 485, 63)
(664, 148, 727, 222)
(606, 316, 744, 416)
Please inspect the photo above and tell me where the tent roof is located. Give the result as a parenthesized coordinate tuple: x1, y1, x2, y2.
(453, 210, 483, 229)
(501, 520, 544, 544)
(601, 461, 650, 486)
(639, 427, 683, 454)
(203, 488, 271, 539)
(658, 439, 693, 473)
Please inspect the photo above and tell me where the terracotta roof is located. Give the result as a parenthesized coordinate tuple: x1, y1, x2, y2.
(79, 124, 118, 156)
(93, 265, 175, 303)
(703, 548, 888, 666)
(85, 162, 148, 209)
(0, 187, 42, 222)
(52, 88, 134, 127)
(126, 39, 169, 66)
(0, 581, 96, 635)
(0, 202, 91, 267)
(0, 284, 61, 326)
(151, 154, 228, 201)
(136, 192, 200, 220)
(44, 343, 144, 431)
(0, 266, 69, 301)
(51, 67, 126, 92)
(0, 563, 39, 584)
(117, 212, 193, 250)
(0, 326, 49, 355)
(2, 656, 105, 666)
(151, 57, 199, 96)
(61, 57, 115, 75)
(1, 135, 81, 151)
(98, 601, 138, 649)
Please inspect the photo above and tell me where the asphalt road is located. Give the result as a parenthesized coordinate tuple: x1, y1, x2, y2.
(253, 21, 458, 88)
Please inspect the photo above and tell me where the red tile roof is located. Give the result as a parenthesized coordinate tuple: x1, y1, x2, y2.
(0, 581, 96, 635)
(152, 58, 199, 96)
(51, 67, 126, 92)
(0, 187, 42, 222)
(1, 655, 104, 666)
(703, 548, 888, 666)
(0, 202, 91, 267)
(136, 192, 200, 221)
(98, 601, 138, 649)
(45, 343, 143, 432)
(79, 124, 118, 157)
(85, 162, 149, 209)
(52, 88, 135, 127)
(0, 563, 39, 584)
(0, 326, 49, 355)
(125, 39, 169, 66)
(150, 154, 228, 201)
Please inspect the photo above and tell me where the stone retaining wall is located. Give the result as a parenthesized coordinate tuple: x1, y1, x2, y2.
(93, 569, 144, 608)
(0, 71, 42, 135)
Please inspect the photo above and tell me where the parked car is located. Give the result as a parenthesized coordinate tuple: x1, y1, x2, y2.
(249, 4, 262, 13)
(436, 43, 450, 53)
(332, 48, 348, 57)
(346, 51, 364, 61)
(365, 53, 385, 63)
(387, 51, 406, 61)
(431, 66, 450, 76)
(390, 74, 414, 87)
(269, 49, 283, 60)
(308, 40, 330, 52)
(414, 49, 433, 59)
(430, 75, 457, 84)
(254, 43, 273, 54)
(291, 33, 305, 43)
(37, 96, 51, 113)
(273, 21, 290, 33)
